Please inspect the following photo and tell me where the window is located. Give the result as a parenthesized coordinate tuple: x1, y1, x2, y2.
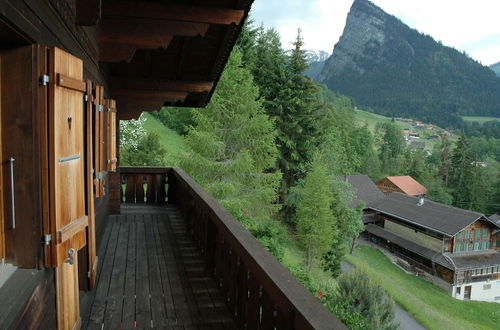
(474, 242, 479, 251)
(457, 232, 462, 240)
(463, 243, 469, 252)
(483, 284, 491, 290)
(475, 230, 481, 239)
(455, 243, 462, 252)
(482, 228, 488, 239)
(481, 241, 488, 250)
(464, 230, 470, 239)
(456, 287, 461, 294)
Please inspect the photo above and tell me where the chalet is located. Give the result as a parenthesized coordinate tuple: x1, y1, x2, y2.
(429, 134, 439, 141)
(0, 1, 343, 329)
(409, 132, 420, 138)
(366, 193, 500, 303)
(376, 176, 428, 196)
(347, 176, 500, 302)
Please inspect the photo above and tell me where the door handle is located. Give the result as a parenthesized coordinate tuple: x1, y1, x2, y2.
(9, 157, 16, 229)
(65, 248, 76, 265)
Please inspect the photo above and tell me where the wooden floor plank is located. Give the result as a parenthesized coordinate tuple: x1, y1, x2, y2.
(87, 216, 121, 328)
(122, 215, 137, 329)
(134, 214, 151, 328)
(85, 205, 236, 329)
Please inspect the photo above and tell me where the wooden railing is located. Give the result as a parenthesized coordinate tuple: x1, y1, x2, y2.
(120, 167, 169, 204)
(118, 167, 346, 329)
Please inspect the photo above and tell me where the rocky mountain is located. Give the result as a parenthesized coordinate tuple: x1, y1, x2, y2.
(491, 62, 500, 77)
(304, 50, 329, 80)
(319, 0, 500, 128)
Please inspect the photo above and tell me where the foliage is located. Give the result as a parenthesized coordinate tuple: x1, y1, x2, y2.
(180, 47, 281, 223)
(375, 122, 406, 175)
(120, 116, 166, 166)
(294, 153, 335, 269)
(345, 246, 500, 330)
(335, 269, 398, 330)
(151, 106, 194, 135)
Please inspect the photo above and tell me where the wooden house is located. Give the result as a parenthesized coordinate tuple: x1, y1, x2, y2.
(365, 193, 500, 302)
(0, 1, 344, 329)
(376, 176, 428, 196)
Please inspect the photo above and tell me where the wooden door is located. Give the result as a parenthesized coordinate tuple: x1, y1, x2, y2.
(47, 47, 88, 330)
(464, 285, 471, 300)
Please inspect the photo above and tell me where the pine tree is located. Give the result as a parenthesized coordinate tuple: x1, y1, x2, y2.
(295, 153, 334, 269)
(449, 135, 474, 209)
(180, 48, 281, 222)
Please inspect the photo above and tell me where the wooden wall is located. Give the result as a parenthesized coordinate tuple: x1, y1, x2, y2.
(0, 0, 111, 328)
(384, 219, 443, 252)
(376, 178, 403, 194)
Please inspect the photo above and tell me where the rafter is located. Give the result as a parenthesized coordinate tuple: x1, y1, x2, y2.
(102, 1, 245, 25)
(111, 78, 214, 93)
(76, 0, 101, 26)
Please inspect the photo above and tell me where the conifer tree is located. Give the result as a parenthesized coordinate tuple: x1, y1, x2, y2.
(295, 153, 334, 269)
(449, 135, 475, 209)
(180, 48, 281, 222)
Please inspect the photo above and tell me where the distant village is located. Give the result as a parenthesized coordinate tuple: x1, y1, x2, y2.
(345, 174, 500, 303)
(396, 117, 452, 154)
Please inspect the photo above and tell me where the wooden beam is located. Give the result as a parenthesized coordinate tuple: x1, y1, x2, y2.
(99, 44, 136, 63)
(102, 1, 245, 25)
(111, 78, 214, 93)
(112, 90, 188, 102)
(76, 0, 102, 26)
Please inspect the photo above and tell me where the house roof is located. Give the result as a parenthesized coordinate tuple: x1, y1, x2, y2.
(379, 176, 428, 195)
(369, 193, 485, 236)
(409, 141, 426, 149)
(342, 175, 385, 208)
(489, 214, 500, 224)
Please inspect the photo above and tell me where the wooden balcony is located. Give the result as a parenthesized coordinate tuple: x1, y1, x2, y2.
(82, 167, 345, 329)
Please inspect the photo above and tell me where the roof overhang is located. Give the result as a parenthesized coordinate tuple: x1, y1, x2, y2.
(78, 0, 254, 119)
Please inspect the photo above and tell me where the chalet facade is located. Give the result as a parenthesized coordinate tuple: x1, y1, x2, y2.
(376, 175, 428, 196)
(347, 176, 500, 303)
(0, 1, 344, 329)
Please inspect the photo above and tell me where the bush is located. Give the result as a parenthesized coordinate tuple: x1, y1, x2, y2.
(335, 269, 398, 330)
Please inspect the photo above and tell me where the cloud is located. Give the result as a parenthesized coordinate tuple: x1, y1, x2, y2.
(250, 0, 500, 65)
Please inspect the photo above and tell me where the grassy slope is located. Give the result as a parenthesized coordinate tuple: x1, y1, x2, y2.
(462, 116, 500, 124)
(345, 246, 500, 330)
(140, 112, 190, 166)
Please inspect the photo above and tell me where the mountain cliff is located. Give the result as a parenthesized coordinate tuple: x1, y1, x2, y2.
(491, 62, 500, 77)
(319, 0, 500, 128)
(304, 50, 329, 80)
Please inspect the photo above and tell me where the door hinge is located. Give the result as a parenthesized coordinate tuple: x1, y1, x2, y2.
(84, 94, 89, 102)
(39, 74, 49, 86)
(88, 271, 91, 278)
(42, 234, 52, 246)
(97, 104, 104, 112)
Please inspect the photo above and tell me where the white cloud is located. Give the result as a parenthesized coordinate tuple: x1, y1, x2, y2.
(250, 0, 500, 65)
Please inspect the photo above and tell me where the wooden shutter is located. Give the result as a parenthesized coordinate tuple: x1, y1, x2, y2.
(86, 80, 97, 288)
(48, 47, 87, 330)
(106, 99, 117, 172)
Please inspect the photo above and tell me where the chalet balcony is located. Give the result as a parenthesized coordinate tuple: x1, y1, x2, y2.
(82, 167, 345, 329)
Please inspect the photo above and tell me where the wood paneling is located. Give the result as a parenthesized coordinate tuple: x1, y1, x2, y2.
(105, 98, 117, 172)
(0, 52, 3, 262)
(0, 45, 42, 269)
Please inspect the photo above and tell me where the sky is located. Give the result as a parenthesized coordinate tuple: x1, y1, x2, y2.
(250, 0, 500, 66)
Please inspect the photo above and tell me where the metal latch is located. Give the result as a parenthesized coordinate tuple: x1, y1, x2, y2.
(42, 234, 52, 246)
(97, 104, 104, 112)
(39, 74, 49, 86)
(65, 248, 76, 265)
(84, 94, 89, 102)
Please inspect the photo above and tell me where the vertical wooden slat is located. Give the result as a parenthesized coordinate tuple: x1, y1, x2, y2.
(93, 85, 101, 198)
(235, 262, 249, 328)
(0, 49, 3, 261)
(145, 175, 155, 204)
(98, 86, 105, 197)
(156, 173, 166, 204)
(86, 80, 97, 288)
(246, 276, 261, 330)
(260, 291, 276, 330)
(125, 174, 135, 203)
(135, 174, 145, 203)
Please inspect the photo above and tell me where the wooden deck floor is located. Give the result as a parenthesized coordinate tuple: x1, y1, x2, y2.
(82, 205, 235, 329)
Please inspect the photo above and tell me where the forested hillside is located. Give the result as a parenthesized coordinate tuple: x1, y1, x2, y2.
(320, 0, 500, 130)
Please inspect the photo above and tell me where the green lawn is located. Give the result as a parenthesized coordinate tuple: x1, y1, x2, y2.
(345, 246, 500, 330)
(354, 109, 412, 131)
(140, 112, 191, 166)
(462, 116, 500, 124)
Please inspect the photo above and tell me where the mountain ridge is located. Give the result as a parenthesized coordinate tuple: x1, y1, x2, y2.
(319, 0, 500, 128)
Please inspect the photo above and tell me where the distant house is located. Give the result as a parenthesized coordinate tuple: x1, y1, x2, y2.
(409, 141, 426, 150)
(376, 176, 428, 196)
(401, 129, 410, 136)
(365, 193, 500, 302)
(443, 130, 452, 137)
(409, 132, 420, 138)
(429, 135, 439, 141)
